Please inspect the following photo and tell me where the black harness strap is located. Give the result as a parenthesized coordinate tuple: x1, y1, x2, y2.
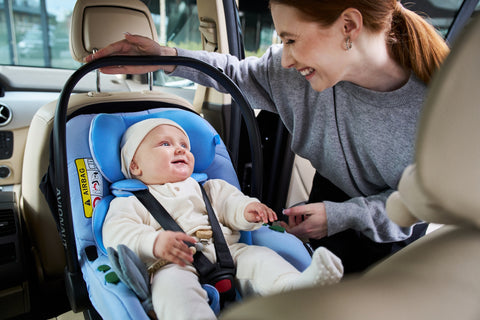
(198, 182, 235, 270)
(132, 181, 236, 305)
(133, 189, 184, 233)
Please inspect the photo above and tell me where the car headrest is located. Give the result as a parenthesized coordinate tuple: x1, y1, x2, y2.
(387, 16, 480, 228)
(89, 109, 220, 183)
(70, 0, 158, 62)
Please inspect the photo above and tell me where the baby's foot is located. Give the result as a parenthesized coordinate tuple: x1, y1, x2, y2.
(294, 247, 343, 289)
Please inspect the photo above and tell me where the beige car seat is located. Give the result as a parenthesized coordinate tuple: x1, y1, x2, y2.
(221, 13, 480, 320)
(20, 0, 193, 308)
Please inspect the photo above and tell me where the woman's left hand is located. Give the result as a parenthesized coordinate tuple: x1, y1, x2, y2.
(278, 202, 328, 239)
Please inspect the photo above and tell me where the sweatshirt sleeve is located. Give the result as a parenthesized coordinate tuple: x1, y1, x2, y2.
(203, 179, 261, 231)
(171, 46, 281, 113)
(324, 189, 413, 243)
(102, 196, 160, 264)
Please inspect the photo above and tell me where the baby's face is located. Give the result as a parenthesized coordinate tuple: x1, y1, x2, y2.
(130, 124, 194, 185)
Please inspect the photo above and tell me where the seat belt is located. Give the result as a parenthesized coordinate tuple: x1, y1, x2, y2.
(132, 181, 237, 306)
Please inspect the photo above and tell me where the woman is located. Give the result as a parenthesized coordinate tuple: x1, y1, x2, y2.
(86, 0, 449, 273)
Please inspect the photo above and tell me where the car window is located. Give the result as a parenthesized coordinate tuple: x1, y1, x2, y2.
(0, 0, 203, 91)
(0, 0, 202, 69)
(2, 0, 479, 69)
(147, 0, 201, 88)
(238, 0, 480, 58)
(0, 0, 79, 69)
(407, 0, 480, 36)
(239, 1, 277, 57)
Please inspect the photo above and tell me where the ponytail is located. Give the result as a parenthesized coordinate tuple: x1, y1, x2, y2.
(389, 2, 450, 84)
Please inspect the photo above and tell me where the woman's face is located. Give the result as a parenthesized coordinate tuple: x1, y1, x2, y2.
(271, 4, 349, 92)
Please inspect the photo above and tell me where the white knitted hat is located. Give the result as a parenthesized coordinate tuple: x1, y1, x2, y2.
(120, 118, 190, 179)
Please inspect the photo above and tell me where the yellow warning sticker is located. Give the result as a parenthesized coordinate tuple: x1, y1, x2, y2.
(75, 158, 103, 218)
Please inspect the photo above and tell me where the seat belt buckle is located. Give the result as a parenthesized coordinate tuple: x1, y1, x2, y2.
(212, 272, 236, 306)
(214, 278, 232, 293)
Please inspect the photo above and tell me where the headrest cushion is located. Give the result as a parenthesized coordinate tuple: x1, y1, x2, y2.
(386, 16, 480, 228)
(70, 0, 158, 62)
(90, 109, 220, 183)
(415, 16, 480, 224)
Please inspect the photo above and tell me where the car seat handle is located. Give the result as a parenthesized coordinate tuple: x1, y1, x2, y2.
(52, 55, 263, 276)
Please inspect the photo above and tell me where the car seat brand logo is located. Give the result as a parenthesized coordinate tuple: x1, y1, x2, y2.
(75, 158, 103, 218)
(56, 187, 67, 248)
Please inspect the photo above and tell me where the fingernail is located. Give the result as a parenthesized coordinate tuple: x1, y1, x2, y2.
(123, 32, 131, 36)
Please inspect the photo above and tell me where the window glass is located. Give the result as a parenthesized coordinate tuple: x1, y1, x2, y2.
(0, 0, 79, 69)
(238, 0, 480, 58)
(15, 0, 44, 67)
(148, 0, 202, 87)
(0, 0, 8, 65)
(1, 0, 478, 70)
(240, 10, 276, 57)
(407, 0, 468, 36)
(1, 0, 204, 72)
(239, 0, 275, 57)
(46, 0, 77, 68)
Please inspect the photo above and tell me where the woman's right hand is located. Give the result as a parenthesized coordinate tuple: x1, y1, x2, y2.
(278, 202, 328, 240)
(84, 33, 178, 74)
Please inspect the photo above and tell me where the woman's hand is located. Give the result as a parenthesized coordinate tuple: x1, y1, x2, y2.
(84, 33, 178, 74)
(278, 202, 328, 240)
(244, 202, 278, 224)
(153, 231, 197, 267)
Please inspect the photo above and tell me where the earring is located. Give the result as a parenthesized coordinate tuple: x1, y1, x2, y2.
(345, 37, 353, 51)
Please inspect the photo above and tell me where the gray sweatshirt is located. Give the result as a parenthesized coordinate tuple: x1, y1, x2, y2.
(172, 44, 426, 242)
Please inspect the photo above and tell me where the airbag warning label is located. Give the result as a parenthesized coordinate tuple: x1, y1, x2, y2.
(75, 158, 103, 218)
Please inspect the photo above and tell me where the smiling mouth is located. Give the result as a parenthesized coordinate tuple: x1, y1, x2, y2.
(172, 160, 187, 164)
(299, 68, 315, 77)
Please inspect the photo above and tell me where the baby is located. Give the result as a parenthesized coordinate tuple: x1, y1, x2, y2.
(102, 118, 343, 320)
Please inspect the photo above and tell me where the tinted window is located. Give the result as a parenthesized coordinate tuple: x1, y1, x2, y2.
(148, 0, 202, 87)
(406, 0, 478, 36)
(0, 0, 78, 69)
(0, 0, 203, 71)
(2, 0, 478, 69)
(239, 0, 276, 57)
(238, 0, 480, 58)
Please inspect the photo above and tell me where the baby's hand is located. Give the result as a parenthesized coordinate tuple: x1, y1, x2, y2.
(244, 202, 277, 224)
(153, 231, 197, 267)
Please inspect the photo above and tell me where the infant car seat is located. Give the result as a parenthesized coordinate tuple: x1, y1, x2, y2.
(37, 1, 311, 317)
(41, 51, 312, 320)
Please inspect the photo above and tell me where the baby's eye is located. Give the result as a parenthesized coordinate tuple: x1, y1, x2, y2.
(159, 141, 170, 147)
(284, 39, 295, 45)
(181, 142, 188, 149)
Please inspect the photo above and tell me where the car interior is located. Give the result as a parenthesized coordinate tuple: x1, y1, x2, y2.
(0, 0, 479, 319)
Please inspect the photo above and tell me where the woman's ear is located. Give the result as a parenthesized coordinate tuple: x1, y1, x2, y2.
(340, 8, 363, 41)
(129, 160, 142, 177)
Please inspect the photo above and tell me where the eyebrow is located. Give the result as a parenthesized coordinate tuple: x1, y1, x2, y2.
(278, 31, 296, 38)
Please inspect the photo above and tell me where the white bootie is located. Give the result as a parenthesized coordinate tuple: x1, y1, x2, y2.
(294, 247, 343, 289)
